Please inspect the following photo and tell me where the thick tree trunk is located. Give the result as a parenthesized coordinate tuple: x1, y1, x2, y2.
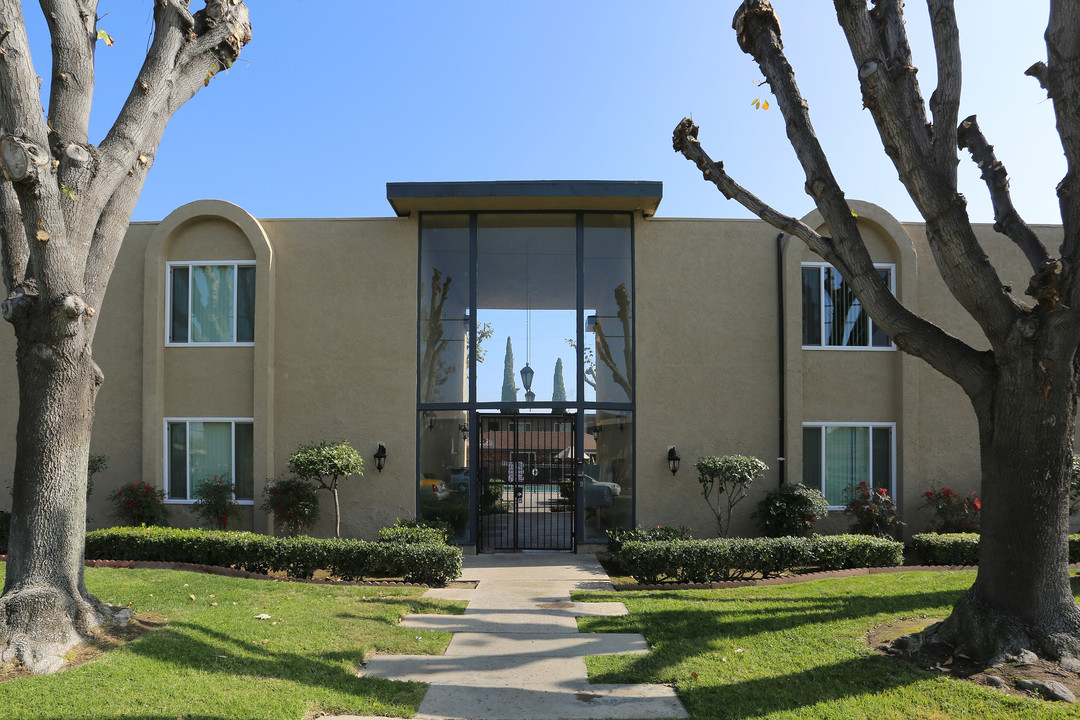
(930, 359, 1080, 662)
(0, 321, 125, 673)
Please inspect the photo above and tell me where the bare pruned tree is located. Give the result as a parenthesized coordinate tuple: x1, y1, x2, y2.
(0, 0, 250, 673)
(676, 0, 1080, 663)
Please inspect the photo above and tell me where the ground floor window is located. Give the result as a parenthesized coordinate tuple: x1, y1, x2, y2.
(803, 423, 894, 507)
(166, 419, 254, 502)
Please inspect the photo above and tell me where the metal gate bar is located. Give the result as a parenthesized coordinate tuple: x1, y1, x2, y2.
(478, 413, 575, 552)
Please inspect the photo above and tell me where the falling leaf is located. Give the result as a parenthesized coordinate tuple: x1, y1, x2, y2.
(761, 100, 769, 110)
(255, 613, 272, 620)
(271, 622, 277, 626)
(691, 672, 698, 679)
(215, 655, 226, 659)
(189, 594, 196, 601)
(721, 657, 727, 662)
(262, 639, 269, 644)
(211, 602, 219, 607)
(751, 99, 760, 109)
(184, 584, 189, 587)
(35, 230, 50, 242)
(209, 594, 217, 598)
(96, 29, 114, 46)
(735, 648, 744, 653)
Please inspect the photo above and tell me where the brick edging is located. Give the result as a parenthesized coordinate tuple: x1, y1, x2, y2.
(612, 563, 1080, 591)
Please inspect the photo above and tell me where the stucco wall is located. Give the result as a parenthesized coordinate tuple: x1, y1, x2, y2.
(263, 217, 417, 539)
(634, 216, 782, 538)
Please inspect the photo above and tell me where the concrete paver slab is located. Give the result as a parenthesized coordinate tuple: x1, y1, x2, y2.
(443, 632, 649, 656)
(336, 553, 688, 720)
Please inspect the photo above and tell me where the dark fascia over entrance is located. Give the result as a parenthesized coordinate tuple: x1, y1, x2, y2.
(386, 180, 663, 217)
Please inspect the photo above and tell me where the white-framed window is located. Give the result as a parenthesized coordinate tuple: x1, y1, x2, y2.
(803, 423, 895, 508)
(167, 262, 255, 345)
(165, 418, 254, 503)
(802, 262, 894, 349)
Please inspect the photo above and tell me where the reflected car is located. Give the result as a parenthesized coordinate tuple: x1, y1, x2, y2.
(419, 477, 451, 501)
(584, 474, 621, 497)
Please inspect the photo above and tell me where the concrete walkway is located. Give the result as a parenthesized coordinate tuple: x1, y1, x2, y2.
(347, 553, 688, 720)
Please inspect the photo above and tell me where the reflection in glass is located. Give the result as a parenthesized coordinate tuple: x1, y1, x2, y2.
(417, 410, 472, 543)
(584, 215, 633, 403)
(582, 410, 634, 542)
(477, 215, 577, 403)
(420, 215, 470, 403)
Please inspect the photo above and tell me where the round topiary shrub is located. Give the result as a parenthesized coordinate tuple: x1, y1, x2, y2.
(752, 482, 829, 537)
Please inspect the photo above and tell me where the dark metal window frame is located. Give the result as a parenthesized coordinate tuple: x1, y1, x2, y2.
(416, 210, 636, 545)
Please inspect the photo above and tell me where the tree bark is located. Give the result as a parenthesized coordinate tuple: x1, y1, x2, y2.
(0, 0, 251, 674)
(930, 357, 1080, 662)
(0, 307, 128, 673)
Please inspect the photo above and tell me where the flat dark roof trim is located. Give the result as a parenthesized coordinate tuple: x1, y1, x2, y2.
(386, 180, 662, 216)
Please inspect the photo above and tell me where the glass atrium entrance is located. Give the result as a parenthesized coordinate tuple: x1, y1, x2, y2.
(416, 212, 634, 550)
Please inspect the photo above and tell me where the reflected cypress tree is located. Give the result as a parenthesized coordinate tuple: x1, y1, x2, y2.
(552, 358, 567, 402)
(501, 337, 519, 402)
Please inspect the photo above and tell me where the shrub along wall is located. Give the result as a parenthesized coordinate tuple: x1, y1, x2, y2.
(84, 526, 463, 586)
(911, 532, 1080, 566)
(619, 535, 904, 584)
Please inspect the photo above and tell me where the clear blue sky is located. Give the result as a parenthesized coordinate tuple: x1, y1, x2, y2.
(21, 1, 1058, 224)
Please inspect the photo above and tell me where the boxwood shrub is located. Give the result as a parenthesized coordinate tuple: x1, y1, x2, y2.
(910, 532, 1080, 566)
(620, 534, 904, 584)
(84, 526, 462, 586)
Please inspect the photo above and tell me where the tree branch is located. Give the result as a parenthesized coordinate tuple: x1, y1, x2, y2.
(39, 0, 98, 149)
(674, 114, 993, 398)
(673, 118, 833, 259)
(1042, 2, 1080, 265)
(957, 115, 1052, 275)
(927, 0, 962, 188)
(0, 179, 27, 294)
(85, 1, 250, 282)
(826, 0, 1018, 342)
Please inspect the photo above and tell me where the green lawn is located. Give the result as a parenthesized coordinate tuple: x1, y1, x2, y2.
(576, 570, 1080, 720)
(0, 562, 463, 720)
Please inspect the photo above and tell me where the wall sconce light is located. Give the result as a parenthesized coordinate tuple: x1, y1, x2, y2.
(617, 415, 627, 432)
(459, 422, 469, 443)
(374, 443, 387, 473)
(667, 446, 681, 476)
(587, 424, 602, 438)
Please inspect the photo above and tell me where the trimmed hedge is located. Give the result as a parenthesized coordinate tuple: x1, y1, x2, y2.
(620, 534, 904, 584)
(0, 510, 9, 554)
(911, 532, 1080, 566)
(84, 526, 463, 586)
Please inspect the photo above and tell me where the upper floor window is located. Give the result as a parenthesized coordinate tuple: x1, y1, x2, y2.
(168, 262, 255, 345)
(802, 263, 893, 349)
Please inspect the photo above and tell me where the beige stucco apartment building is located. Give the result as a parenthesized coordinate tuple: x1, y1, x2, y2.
(0, 181, 1046, 549)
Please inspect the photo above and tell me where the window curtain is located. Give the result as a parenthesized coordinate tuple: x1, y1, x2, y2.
(236, 266, 255, 343)
(823, 426, 869, 505)
(191, 266, 235, 342)
(188, 421, 233, 494)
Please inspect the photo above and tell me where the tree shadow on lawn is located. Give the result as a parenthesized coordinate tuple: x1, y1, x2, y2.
(672, 654, 950, 720)
(119, 619, 426, 708)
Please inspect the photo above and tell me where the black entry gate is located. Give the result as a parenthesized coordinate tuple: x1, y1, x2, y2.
(477, 414, 575, 552)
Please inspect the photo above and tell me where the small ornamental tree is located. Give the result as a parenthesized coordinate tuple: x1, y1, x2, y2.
(287, 440, 364, 538)
(191, 476, 241, 530)
(695, 454, 768, 537)
(261, 476, 320, 536)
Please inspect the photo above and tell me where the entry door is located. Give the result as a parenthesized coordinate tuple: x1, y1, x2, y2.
(477, 413, 575, 552)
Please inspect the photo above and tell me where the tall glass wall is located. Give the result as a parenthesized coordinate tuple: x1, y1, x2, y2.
(418, 212, 634, 545)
